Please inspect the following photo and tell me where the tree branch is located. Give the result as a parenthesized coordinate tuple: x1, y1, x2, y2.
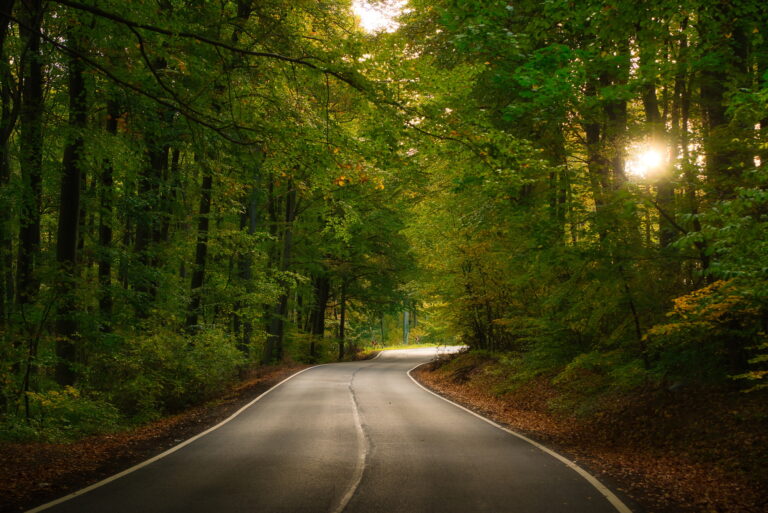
(50, 0, 371, 95)
(5, 10, 261, 144)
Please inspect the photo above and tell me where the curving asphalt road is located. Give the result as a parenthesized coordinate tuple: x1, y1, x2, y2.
(29, 347, 631, 513)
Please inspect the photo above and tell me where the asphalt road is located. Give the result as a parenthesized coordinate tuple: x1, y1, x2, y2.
(30, 348, 630, 513)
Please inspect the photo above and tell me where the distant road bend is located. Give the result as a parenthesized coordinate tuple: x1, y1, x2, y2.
(30, 347, 632, 513)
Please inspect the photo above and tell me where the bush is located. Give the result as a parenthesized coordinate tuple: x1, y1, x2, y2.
(0, 387, 121, 442)
(645, 280, 761, 385)
(96, 326, 245, 419)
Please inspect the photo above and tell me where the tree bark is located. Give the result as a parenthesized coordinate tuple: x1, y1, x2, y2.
(583, 72, 608, 224)
(338, 279, 347, 361)
(308, 273, 330, 359)
(16, 0, 43, 312)
(98, 100, 119, 330)
(133, 130, 168, 315)
(234, 152, 263, 353)
(54, 32, 87, 386)
(186, 161, 213, 329)
(600, 49, 629, 189)
(0, 0, 16, 328)
(262, 183, 296, 364)
(699, 3, 750, 200)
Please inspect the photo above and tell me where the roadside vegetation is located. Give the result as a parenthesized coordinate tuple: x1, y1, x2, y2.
(397, 0, 768, 510)
(0, 1, 421, 443)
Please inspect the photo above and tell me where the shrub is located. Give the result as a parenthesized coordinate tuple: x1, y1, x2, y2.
(96, 326, 245, 419)
(0, 387, 121, 442)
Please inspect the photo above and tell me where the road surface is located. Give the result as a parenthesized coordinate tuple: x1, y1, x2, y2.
(30, 347, 630, 513)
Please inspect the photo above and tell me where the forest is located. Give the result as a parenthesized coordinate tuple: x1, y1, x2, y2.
(0, 0, 766, 465)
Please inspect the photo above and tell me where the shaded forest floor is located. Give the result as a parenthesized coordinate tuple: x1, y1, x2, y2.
(0, 364, 308, 513)
(413, 352, 768, 513)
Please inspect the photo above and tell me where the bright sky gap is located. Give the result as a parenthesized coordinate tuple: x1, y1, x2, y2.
(352, 0, 408, 33)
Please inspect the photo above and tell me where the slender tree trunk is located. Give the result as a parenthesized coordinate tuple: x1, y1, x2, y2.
(186, 161, 213, 329)
(159, 146, 179, 244)
(133, 133, 167, 315)
(54, 33, 87, 386)
(583, 71, 608, 224)
(402, 309, 409, 346)
(700, 65, 729, 194)
(544, 128, 568, 241)
(120, 178, 134, 289)
(308, 273, 329, 359)
(234, 152, 263, 353)
(699, 4, 750, 200)
(0, 1, 13, 70)
(262, 184, 296, 363)
(14, 0, 42, 411)
(757, 41, 768, 169)
(0, 102, 10, 329)
(679, 72, 710, 276)
(98, 100, 119, 330)
(601, 51, 629, 189)
(0, 86, 11, 329)
(380, 314, 385, 342)
(16, 0, 43, 312)
(0, 0, 16, 329)
(338, 279, 347, 360)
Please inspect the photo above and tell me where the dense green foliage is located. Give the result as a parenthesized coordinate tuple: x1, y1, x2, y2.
(395, 0, 768, 393)
(1, 0, 767, 440)
(0, 0, 416, 440)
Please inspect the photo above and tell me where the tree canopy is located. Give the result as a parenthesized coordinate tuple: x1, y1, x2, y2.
(1, 0, 767, 439)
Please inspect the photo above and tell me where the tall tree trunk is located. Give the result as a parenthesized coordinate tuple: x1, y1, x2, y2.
(262, 183, 296, 364)
(680, 73, 710, 275)
(98, 100, 119, 330)
(0, 0, 16, 329)
(545, 129, 568, 241)
(583, 72, 609, 225)
(338, 279, 347, 361)
(601, 46, 630, 189)
(133, 131, 168, 315)
(233, 152, 263, 353)
(16, 0, 43, 312)
(700, 63, 729, 197)
(402, 309, 409, 346)
(54, 33, 87, 386)
(757, 39, 768, 170)
(308, 273, 330, 359)
(159, 147, 180, 243)
(186, 160, 213, 329)
(14, 0, 42, 414)
(699, 3, 750, 200)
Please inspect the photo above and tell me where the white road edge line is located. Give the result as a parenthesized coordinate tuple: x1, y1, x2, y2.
(26, 365, 326, 513)
(406, 362, 633, 513)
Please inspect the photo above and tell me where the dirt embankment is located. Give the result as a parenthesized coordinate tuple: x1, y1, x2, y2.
(413, 352, 768, 513)
(0, 364, 308, 513)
